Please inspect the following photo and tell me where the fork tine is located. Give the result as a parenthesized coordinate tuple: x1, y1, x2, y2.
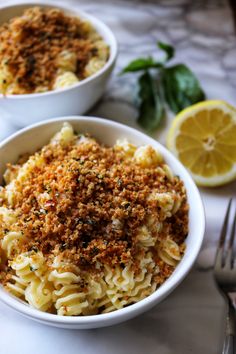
(213, 200, 236, 354)
(219, 198, 232, 248)
(225, 204, 236, 269)
(214, 198, 232, 269)
(228, 206, 236, 249)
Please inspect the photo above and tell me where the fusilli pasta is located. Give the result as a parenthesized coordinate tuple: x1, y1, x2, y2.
(0, 123, 188, 316)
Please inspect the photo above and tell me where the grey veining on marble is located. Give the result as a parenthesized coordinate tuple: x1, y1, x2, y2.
(0, 1, 235, 353)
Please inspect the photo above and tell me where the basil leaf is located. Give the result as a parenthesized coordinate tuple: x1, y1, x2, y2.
(137, 71, 165, 131)
(162, 64, 205, 113)
(157, 41, 175, 62)
(122, 57, 163, 74)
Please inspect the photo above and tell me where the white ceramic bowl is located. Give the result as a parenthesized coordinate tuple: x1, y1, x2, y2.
(0, 117, 205, 329)
(0, 2, 118, 126)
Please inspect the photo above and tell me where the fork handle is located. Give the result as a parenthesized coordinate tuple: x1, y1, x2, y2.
(223, 335, 234, 354)
(223, 302, 235, 354)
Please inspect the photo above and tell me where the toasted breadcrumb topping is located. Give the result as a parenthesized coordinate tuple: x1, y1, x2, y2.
(0, 135, 188, 280)
(0, 7, 106, 93)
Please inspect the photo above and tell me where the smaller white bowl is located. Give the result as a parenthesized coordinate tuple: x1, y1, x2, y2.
(0, 117, 205, 329)
(0, 2, 118, 126)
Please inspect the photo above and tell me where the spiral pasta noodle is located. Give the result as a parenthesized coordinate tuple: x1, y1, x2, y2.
(1, 232, 26, 259)
(0, 123, 188, 315)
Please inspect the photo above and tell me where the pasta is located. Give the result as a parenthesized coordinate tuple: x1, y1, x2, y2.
(25, 279, 53, 311)
(53, 285, 88, 316)
(6, 275, 28, 297)
(1, 231, 26, 258)
(114, 139, 136, 157)
(0, 207, 17, 225)
(136, 226, 156, 248)
(134, 145, 163, 167)
(50, 122, 74, 145)
(0, 62, 14, 94)
(0, 123, 188, 316)
(10, 251, 46, 281)
(158, 239, 182, 267)
(57, 50, 77, 73)
(0, 7, 110, 95)
(53, 72, 79, 90)
(84, 57, 106, 77)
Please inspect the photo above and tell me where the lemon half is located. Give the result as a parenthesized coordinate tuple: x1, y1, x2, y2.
(167, 100, 236, 187)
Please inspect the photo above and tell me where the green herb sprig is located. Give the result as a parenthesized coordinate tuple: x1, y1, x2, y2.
(121, 42, 205, 132)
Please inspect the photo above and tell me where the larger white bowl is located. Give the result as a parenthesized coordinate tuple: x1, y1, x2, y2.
(0, 2, 118, 126)
(0, 117, 205, 329)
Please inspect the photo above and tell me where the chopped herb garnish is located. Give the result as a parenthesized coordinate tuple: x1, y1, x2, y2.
(29, 265, 38, 271)
(91, 247, 99, 256)
(30, 246, 38, 253)
(59, 243, 68, 251)
(97, 174, 104, 179)
(86, 219, 97, 226)
(124, 202, 131, 209)
(117, 179, 123, 187)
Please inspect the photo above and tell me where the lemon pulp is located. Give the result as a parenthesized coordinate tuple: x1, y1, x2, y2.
(167, 100, 236, 187)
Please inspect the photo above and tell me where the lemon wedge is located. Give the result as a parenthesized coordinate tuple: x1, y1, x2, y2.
(167, 100, 236, 187)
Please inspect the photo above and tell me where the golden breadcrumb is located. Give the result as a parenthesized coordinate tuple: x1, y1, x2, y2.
(0, 136, 188, 283)
(0, 7, 108, 93)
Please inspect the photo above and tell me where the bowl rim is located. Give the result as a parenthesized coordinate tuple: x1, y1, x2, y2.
(0, 1, 118, 100)
(0, 116, 205, 325)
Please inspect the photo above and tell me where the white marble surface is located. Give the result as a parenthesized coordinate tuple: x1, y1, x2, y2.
(0, 0, 236, 353)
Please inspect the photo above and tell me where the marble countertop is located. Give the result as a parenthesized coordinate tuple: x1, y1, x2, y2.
(0, 0, 236, 353)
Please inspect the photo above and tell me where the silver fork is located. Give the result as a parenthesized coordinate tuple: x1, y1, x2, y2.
(214, 198, 236, 354)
